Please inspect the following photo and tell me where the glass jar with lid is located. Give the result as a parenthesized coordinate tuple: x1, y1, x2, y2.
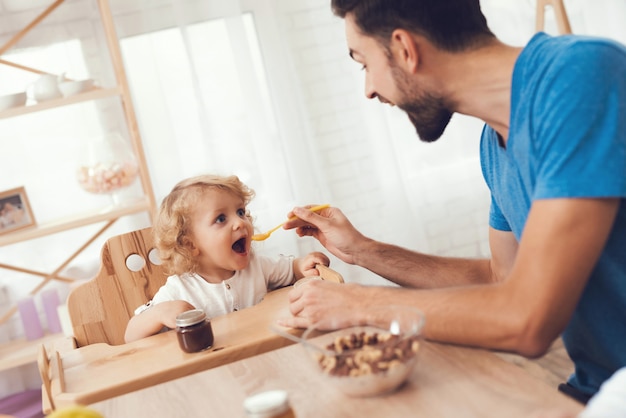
(75, 132, 139, 205)
(175, 309, 214, 353)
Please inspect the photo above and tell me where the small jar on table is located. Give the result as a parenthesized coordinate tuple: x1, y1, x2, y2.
(175, 309, 214, 353)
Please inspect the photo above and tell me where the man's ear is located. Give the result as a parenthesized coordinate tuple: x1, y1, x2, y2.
(390, 29, 419, 73)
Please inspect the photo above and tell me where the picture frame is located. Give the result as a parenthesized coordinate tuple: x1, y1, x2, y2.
(0, 186, 36, 235)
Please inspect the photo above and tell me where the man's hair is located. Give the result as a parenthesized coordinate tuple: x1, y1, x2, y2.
(153, 174, 255, 275)
(331, 0, 495, 52)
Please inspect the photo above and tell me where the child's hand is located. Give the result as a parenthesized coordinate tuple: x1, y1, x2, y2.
(125, 299, 196, 343)
(296, 251, 330, 278)
(157, 300, 197, 329)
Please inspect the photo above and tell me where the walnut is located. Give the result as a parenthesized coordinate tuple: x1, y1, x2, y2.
(315, 331, 420, 377)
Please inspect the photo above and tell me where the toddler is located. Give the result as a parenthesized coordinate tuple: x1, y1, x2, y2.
(125, 174, 329, 342)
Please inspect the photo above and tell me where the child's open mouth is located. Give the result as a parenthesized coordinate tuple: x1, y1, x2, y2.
(232, 237, 247, 254)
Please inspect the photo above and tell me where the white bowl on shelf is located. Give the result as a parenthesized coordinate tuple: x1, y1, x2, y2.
(59, 79, 96, 97)
(0, 92, 27, 111)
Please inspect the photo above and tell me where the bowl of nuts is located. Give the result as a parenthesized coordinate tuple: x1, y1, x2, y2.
(299, 306, 425, 397)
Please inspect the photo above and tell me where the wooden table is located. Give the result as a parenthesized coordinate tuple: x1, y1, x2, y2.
(88, 338, 584, 417)
(48, 287, 302, 410)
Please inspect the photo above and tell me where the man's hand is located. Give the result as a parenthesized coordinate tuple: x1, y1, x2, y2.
(277, 280, 377, 330)
(284, 205, 369, 265)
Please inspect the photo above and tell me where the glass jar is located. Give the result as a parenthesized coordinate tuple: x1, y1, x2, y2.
(75, 132, 139, 205)
(175, 309, 214, 353)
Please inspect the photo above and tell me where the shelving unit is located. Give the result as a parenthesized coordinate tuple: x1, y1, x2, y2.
(0, 86, 121, 119)
(0, 0, 157, 328)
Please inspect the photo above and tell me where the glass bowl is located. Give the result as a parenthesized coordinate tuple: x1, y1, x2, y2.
(300, 305, 425, 397)
(76, 132, 139, 199)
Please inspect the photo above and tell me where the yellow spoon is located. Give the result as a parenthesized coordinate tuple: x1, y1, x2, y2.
(251, 204, 330, 241)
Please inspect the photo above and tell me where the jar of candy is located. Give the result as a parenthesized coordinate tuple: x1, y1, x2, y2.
(75, 132, 139, 205)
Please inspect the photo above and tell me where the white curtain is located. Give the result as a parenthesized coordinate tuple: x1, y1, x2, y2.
(113, 0, 329, 261)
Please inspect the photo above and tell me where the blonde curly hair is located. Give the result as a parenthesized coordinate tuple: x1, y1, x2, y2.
(153, 174, 255, 276)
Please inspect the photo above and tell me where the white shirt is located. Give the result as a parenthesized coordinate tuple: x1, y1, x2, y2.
(148, 253, 294, 319)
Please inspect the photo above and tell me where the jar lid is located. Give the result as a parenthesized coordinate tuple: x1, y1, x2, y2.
(243, 390, 290, 417)
(175, 309, 206, 327)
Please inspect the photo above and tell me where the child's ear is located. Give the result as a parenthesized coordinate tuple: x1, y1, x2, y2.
(181, 236, 200, 257)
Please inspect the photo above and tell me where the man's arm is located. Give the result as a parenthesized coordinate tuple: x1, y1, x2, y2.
(286, 206, 504, 288)
(285, 198, 618, 357)
(352, 228, 519, 288)
(373, 198, 618, 356)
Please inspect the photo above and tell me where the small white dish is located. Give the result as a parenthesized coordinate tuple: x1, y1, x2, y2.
(59, 79, 95, 97)
(0, 92, 27, 111)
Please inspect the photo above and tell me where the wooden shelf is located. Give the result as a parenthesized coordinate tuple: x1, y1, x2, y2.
(0, 87, 122, 120)
(0, 0, 157, 331)
(0, 197, 151, 247)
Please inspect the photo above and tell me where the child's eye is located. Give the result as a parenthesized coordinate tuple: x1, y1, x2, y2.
(216, 214, 226, 224)
(237, 208, 246, 217)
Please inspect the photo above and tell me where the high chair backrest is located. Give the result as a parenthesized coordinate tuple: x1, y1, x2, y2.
(67, 227, 168, 347)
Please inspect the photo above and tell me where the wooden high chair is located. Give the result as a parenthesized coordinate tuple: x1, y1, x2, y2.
(41, 226, 344, 412)
(66, 227, 168, 347)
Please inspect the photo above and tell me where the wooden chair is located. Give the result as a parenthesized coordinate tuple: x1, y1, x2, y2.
(37, 344, 54, 413)
(66, 227, 344, 347)
(67, 227, 168, 347)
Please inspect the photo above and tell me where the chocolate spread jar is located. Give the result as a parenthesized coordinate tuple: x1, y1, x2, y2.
(175, 309, 214, 353)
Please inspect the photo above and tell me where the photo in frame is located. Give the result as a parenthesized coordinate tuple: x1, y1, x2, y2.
(0, 186, 36, 235)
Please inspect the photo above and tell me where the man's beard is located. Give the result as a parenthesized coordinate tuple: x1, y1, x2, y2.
(390, 64, 453, 143)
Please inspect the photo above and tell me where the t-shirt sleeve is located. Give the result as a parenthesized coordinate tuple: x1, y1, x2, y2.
(480, 125, 513, 232)
(532, 40, 626, 200)
(489, 195, 512, 232)
(257, 254, 295, 290)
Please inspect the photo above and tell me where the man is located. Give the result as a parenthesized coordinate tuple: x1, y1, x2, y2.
(278, 0, 626, 403)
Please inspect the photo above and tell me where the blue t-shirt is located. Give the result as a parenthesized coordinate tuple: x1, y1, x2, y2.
(480, 32, 626, 396)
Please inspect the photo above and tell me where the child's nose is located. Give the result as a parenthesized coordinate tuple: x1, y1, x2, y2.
(232, 217, 246, 230)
